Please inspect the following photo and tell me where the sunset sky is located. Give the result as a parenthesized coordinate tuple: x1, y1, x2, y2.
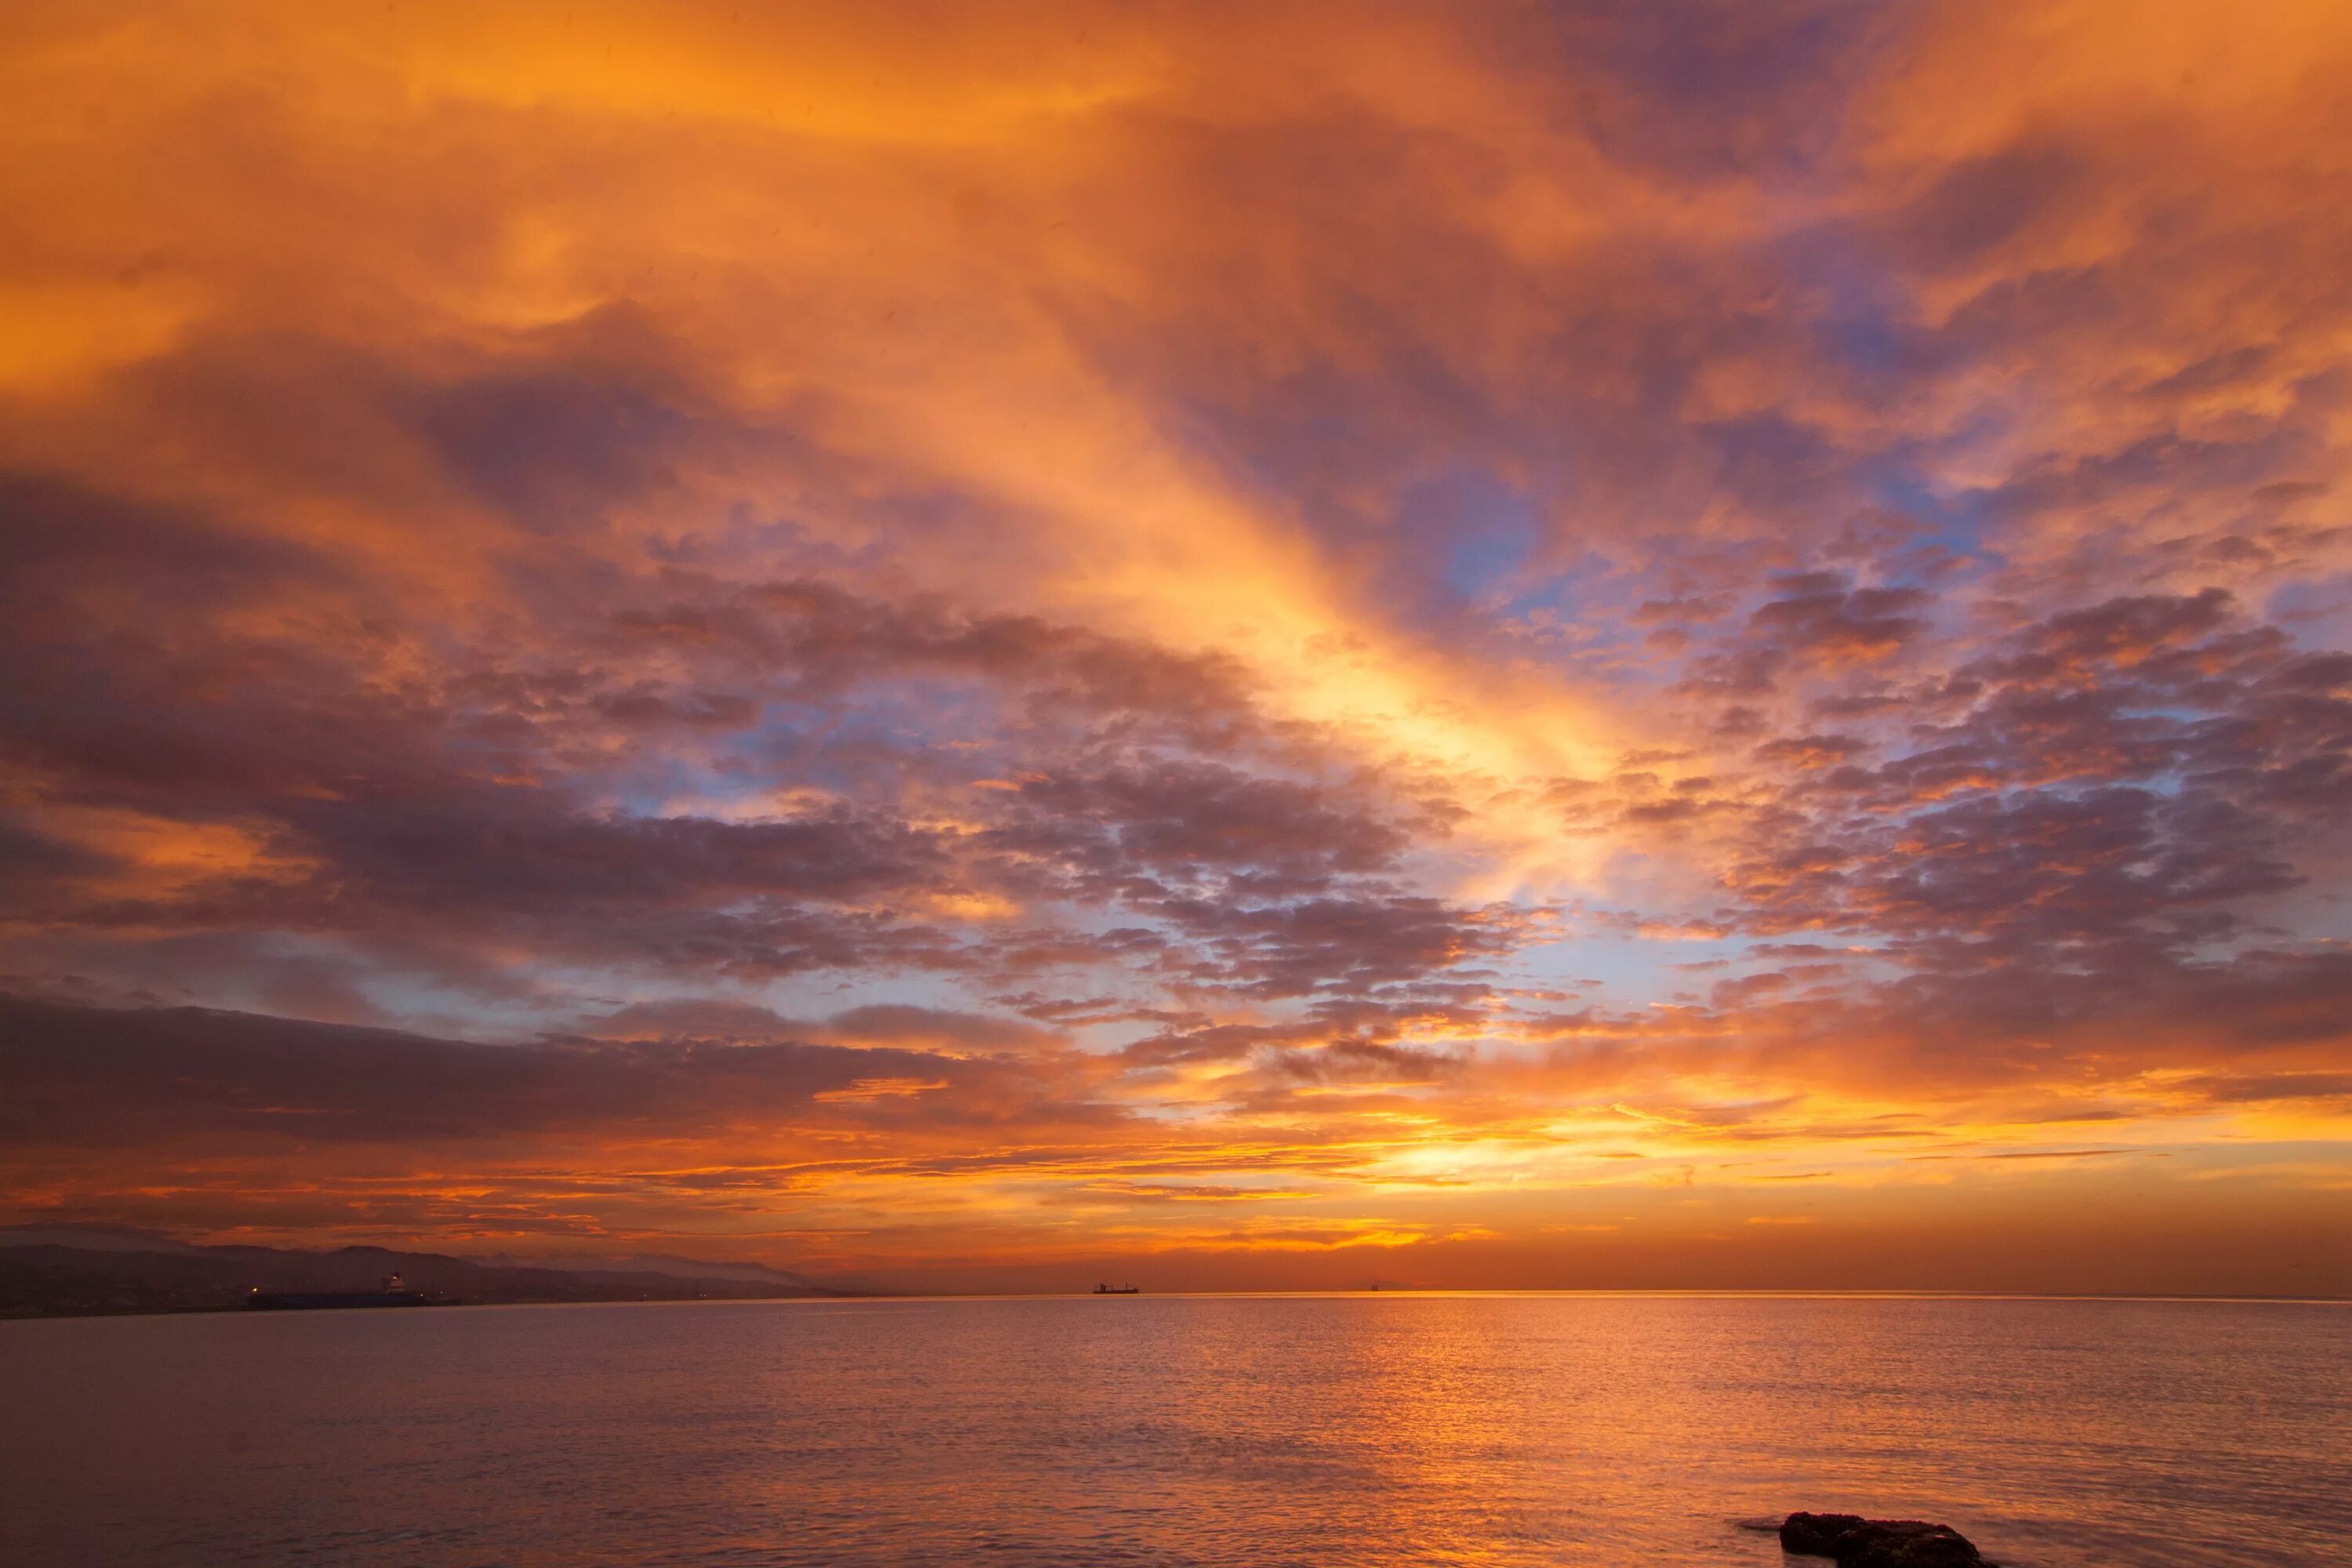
(5, 0, 2350, 1294)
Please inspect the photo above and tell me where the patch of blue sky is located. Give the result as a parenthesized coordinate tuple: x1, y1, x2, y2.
(1507, 921, 1896, 1017)
(1864, 466, 2002, 572)
(608, 678, 1015, 819)
(1508, 924, 1740, 1009)
(1431, 478, 1541, 604)
(2263, 570, 2352, 642)
(746, 965, 985, 1018)
(333, 953, 581, 1044)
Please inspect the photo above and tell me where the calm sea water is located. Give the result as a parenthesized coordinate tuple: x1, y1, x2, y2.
(2, 1294, 2346, 1567)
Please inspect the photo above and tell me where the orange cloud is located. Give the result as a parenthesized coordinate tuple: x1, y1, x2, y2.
(3, 0, 2350, 1291)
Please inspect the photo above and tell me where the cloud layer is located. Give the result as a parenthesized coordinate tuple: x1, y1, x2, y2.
(2, 0, 2349, 1290)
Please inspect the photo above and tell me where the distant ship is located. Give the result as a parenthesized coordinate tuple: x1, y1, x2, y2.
(1092, 1283, 1140, 1294)
(245, 1272, 438, 1311)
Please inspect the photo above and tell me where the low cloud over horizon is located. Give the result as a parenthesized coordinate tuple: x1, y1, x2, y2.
(4, 0, 2349, 1294)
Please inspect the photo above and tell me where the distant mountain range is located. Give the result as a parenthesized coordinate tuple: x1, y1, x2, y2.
(0, 1227, 864, 1318)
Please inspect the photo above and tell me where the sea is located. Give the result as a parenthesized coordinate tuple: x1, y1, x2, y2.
(2, 1294, 2346, 1567)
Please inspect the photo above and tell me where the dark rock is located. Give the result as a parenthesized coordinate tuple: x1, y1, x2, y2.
(1780, 1512, 1981, 1568)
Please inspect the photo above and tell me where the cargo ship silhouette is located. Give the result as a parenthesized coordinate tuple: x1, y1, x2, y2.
(1092, 1283, 1139, 1294)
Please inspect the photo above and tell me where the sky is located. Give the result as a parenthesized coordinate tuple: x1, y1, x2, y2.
(4, 0, 2350, 1294)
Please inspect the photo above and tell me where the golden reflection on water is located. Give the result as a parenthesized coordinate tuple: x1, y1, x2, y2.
(2, 1294, 2347, 1568)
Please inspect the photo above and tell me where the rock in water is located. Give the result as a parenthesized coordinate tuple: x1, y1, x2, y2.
(1780, 1512, 1981, 1567)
